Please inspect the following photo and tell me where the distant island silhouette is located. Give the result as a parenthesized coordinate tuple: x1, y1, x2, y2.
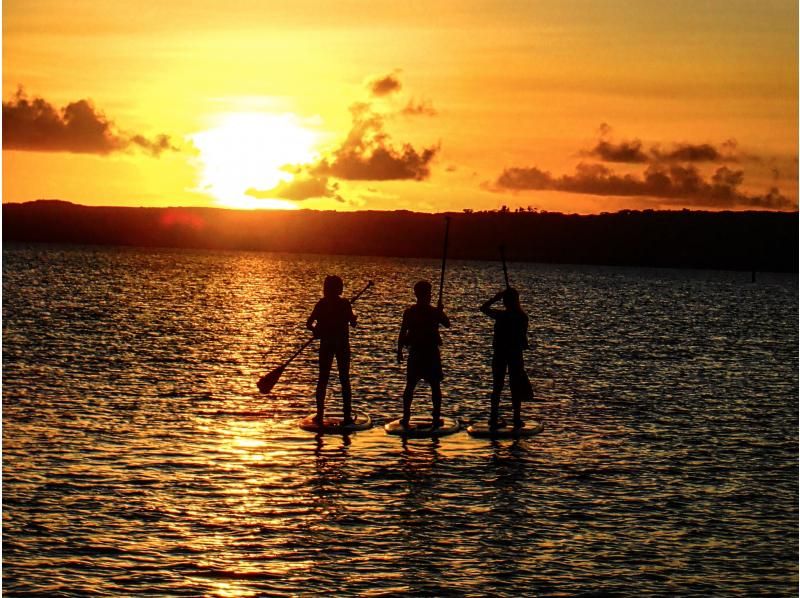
(3, 200, 797, 273)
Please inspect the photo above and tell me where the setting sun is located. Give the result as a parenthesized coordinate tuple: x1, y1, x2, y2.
(191, 112, 319, 209)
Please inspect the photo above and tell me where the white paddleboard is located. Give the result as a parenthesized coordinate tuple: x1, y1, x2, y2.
(298, 411, 372, 433)
(384, 416, 461, 438)
(467, 420, 544, 439)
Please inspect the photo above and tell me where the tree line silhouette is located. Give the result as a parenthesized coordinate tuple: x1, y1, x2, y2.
(3, 200, 797, 272)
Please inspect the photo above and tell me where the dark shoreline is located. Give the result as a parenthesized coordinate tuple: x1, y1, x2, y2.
(3, 200, 798, 273)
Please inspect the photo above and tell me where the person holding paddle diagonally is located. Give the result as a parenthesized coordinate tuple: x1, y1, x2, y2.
(397, 280, 450, 429)
(480, 287, 532, 430)
(307, 275, 357, 426)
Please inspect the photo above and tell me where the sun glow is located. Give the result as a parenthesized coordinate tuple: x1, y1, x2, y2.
(191, 112, 319, 209)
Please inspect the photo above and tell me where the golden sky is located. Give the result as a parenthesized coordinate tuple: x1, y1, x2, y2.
(3, 0, 798, 213)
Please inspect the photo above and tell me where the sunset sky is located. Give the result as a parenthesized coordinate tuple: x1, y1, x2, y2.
(3, 0, 798, 213)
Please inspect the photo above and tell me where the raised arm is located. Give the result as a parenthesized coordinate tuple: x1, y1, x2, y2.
(480, 290, 505, 317)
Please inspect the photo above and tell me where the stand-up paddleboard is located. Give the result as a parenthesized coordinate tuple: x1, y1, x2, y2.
(298, 411, 372, 433)
(467, 420, 544, 439)
(384, 416, 461, 438)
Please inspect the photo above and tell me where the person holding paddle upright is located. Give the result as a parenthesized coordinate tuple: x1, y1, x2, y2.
(397, 280, 451, 429)
(307, 275, 357, 426)
(480, 286, 532, 430)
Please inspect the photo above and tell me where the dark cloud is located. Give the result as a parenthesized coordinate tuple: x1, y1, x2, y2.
(369, 72, 402, 97)
(588, 125, 739, 164)
(651, 143, 723, 162)
(401, 98, 437, 116)
(493, 162, 794, 209)
(246, 175, 343, 202)
(3, 89, 178, 156)
(129, 134, 179, 156)
(587, 139, 648, 163)
(312, 103, 437, 181)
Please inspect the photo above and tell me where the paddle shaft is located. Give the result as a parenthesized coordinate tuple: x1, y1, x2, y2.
(499, 244, 509, 288)
(438, 217, 451, 306)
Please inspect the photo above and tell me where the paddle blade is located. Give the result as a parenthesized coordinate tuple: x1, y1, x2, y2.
(257, 365, 285, 394)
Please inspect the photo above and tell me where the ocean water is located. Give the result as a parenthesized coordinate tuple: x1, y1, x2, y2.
(3, 243, 798, 597)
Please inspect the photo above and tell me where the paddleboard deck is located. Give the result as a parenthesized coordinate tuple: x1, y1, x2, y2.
(298, 411, 372, 433)
(467, 420, 544, 439)
(384, 416, 461, 438)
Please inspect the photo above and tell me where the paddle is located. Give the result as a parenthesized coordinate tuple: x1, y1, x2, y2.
(257, 280, 373, 394)
(438, 216, 451, 306)
(499, 244, 510, 288)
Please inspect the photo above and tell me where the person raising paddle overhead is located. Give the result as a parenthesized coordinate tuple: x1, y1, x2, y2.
(397, 280, 450, 429)
(307, 275, 357, 426)
(481, 287, 532, 430)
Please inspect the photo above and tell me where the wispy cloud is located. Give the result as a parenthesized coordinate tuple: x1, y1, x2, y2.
(401, 98, 437, 116)
(2, 89, 178, 156)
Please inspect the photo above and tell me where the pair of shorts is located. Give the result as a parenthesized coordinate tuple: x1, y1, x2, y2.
(407, 348, 443, 383)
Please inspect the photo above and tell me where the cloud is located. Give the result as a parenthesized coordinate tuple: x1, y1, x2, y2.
(2, 89, 178, 156)
(587, 139, 648, 163)
(650, 142, 724, 162)
(401, 98, 437, 116)
(586, 125, 738, 164)
(493, 162, 794, 209)
(369, 72, 402, 97)
(311, 102, 438, 181)
(129, 134, 179, 156)
(246, 175, 343, 202)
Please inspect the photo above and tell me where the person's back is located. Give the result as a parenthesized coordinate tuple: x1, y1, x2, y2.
(490, 309, 528, 354)
(310, 295, 354, 342)
(401, 302, 444, 351)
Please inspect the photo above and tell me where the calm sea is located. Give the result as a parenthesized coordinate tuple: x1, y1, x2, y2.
(3, 243, 798, 596)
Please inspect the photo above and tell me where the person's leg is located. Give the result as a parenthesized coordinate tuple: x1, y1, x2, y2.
(402, 353, 418, 426)
(430, 380, 442, 428)
(402, 380, 415, 426)
(490, 353, 506, 428)
(315, 342, 334, 422)
(508, 352, 527, 428)
(337, 342, 353, 423)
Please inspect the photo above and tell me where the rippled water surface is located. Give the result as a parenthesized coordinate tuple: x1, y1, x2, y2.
(3, 244, 798, 596)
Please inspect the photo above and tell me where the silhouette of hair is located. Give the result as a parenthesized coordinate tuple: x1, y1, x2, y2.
(323, 275, 344, 298)
(503, 287, 523, 312)
(414, 280, 432, 299)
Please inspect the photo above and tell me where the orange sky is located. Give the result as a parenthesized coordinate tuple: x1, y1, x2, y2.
(3, 0, 798, 213)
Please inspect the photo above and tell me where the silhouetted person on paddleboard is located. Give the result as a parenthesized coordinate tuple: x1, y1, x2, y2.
(481, 287, 532, 429)
(397, 280, 450, 429)
(307, 275, 357, 426)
